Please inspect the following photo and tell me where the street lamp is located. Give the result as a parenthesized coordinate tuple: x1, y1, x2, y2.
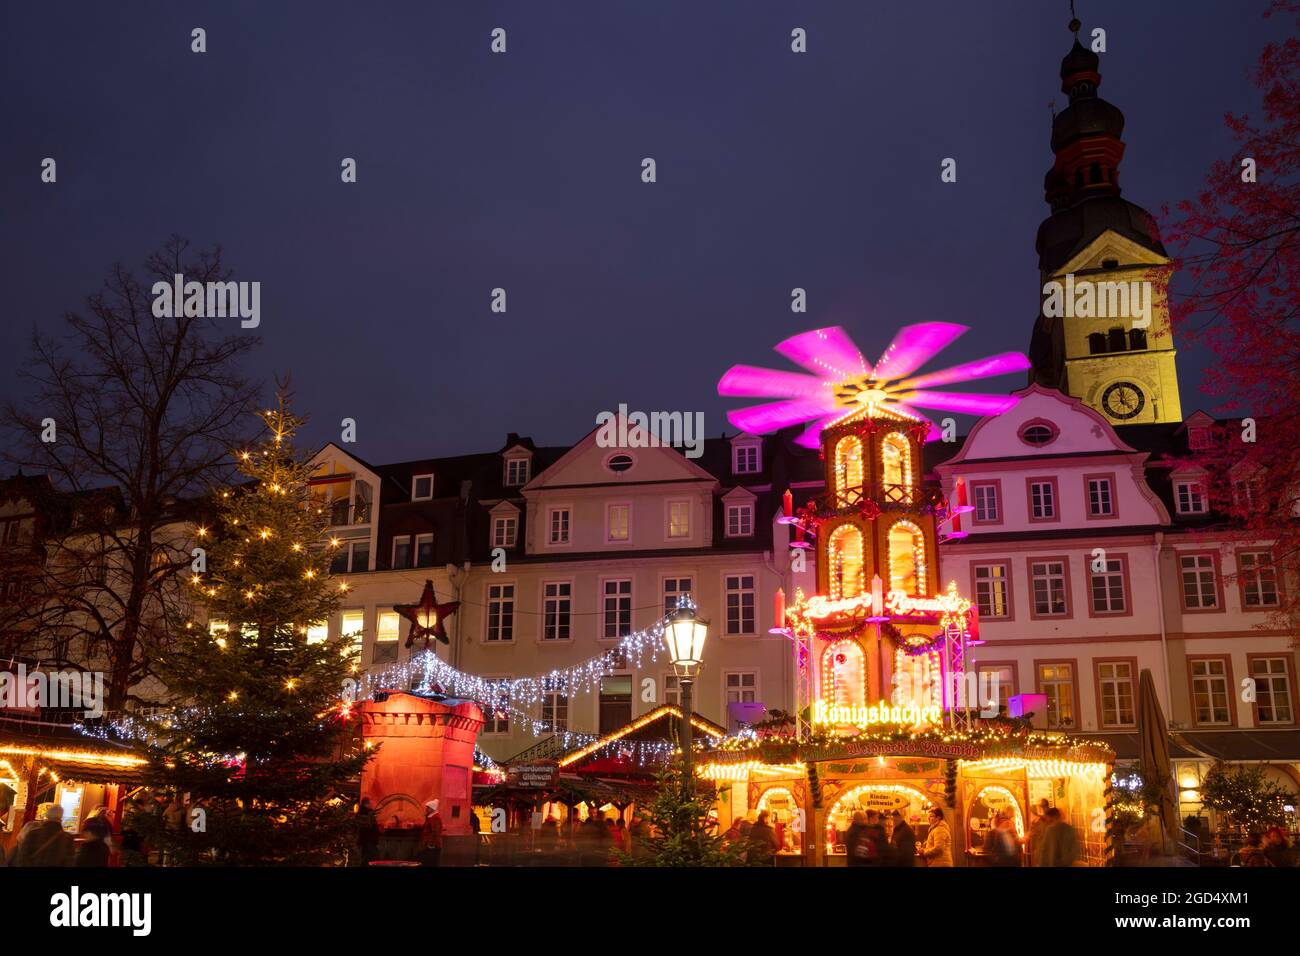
(663, 597, 709, 792)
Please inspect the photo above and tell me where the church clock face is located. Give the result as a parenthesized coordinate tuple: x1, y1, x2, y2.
(1101, 381, 1145, 420)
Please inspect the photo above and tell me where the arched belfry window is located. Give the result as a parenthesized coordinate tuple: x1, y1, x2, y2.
(835, 436, 864, 507)
(1088, 332, 1107, 355)
(1107, 327, 1127, 353)
(827, 524, 865, 601)
(1129, 328, 1147, 351)
(887, 520, 926, 595)
(881, 432, 912, 503)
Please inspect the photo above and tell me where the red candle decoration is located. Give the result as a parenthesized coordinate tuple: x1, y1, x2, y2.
(782, 488, 793, 517)
(773, 587, 785, 629)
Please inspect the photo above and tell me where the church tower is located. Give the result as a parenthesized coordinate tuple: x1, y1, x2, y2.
(1028, 19, 1182, 424)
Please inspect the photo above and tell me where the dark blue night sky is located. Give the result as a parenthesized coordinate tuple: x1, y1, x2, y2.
(1, 2, 1285, 462)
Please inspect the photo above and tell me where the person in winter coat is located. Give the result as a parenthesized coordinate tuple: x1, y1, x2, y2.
(13, 805, 75, 867)
(419, 800, 444, 867)
(985, 810, 1021, 866)
(889, 810, 917, 866)
(1034, 807, 1081, 867)
(1263, 827, 1293, 867)
(746, 810, 780, 866)
(844, 811, 870, 867)
(921, 807, 953, 867)
(356, 797, 380, 866)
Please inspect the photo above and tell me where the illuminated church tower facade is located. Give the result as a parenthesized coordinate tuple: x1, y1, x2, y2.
(1029, 22, 1183, 425)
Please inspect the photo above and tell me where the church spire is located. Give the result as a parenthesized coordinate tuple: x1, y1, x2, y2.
(1043, 16, 1126, 212)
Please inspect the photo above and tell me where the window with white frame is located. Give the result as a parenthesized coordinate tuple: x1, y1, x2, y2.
(482, 679, 510, 734)
(972, 482, 999, 522)
(1097, 661, 1136, 727)
(504, 457, 530, 487)
(663, 674, 681, 707)
(491, 515, 517, 548)
(663, 577, 693, 616)
(541, 687, 569, 732)
(973, 563, 1010, 618)
(548, 508, 570, 545)
(1180, 554, 1218, 609)
(1239, 551, 1279, 608)
(1089, 557, 1126, 613)
(724, 671, 757, 730)
(305, 622, 328, 645)
(486, 583, 515, 642)
(607, 504, 630, 543)
(1251, 658, 1293, 725)
(726, 503, 754, 537)
(1190, 659, 1231, 725)
(1087, 477, 1115, 516)
(733, 443, 761, 474)
(415, 533, 435, 567)
(668, 501, 690, 539)
(602, 579, 632, 639)
(412, 475, 434, 501)
(1037, 663, 1074, 728)
(542, 581, 572, 641)
(1030, 560, 1068, 616)
(725, 573, 756, 634)
(1029, 480, 1056, 520)
(976, 665, 1014, 713)
(1175, 480, 1207, 515)
(392, 536, 412, 570)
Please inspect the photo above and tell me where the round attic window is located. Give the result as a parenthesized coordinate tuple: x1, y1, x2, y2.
(606, 454, 635, 473)
(1018, 421, 1058, 447)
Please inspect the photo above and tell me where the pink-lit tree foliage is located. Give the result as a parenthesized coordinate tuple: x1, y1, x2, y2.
(1164, 1, 1300, 638)
(718, 322, 1029, 448)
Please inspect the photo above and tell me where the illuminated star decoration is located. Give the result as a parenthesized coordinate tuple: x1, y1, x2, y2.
(717, 322, 1031, 447)
(396, 579, 460, 649)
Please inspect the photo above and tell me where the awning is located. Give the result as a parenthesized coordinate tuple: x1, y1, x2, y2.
(0, 716, 148, 786)
(1172, 730, 1300, 763)
(1075, 733, 1201, 761)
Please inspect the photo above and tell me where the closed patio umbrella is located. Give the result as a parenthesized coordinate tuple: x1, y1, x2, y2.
(1138, 668, 1178, 856)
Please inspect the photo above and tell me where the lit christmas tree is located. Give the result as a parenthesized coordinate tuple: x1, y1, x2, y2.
(136, 396, 370, 865)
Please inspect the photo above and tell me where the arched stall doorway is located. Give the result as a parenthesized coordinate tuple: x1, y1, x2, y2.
(756, 786, 805, 855)
(825, 783, 932, 857)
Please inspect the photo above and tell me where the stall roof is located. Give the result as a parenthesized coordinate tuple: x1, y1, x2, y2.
(1076, 732, 1201, 762)
(0, 716, 148, 785)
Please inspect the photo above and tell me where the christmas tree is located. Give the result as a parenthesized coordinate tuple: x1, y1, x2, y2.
(136, 396, 370, 865)
(616, 764, 743, 867)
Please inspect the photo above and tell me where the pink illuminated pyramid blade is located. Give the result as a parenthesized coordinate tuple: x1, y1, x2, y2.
(775, 327, 870, 381)
(727, 397, 838, 435)
(892, 352, 1032, 392)
(870, 322, 966, 382)
(717, 364, 830, 400)
(899, 390, 1021, 416)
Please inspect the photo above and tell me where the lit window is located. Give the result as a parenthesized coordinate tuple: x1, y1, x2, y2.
(835, 437, 864, 507)
(607, 504, 630, 542)
(973, 564, 1009, 618)
(1037, 663, 1074, 728)
(306, 623, 328, 645)
(377, 611, 401, 645)
(726, 503, 754, 537)
(880, 433, 912, 503)
(668, 501, 690, 538)
(341, 610, 365, 655)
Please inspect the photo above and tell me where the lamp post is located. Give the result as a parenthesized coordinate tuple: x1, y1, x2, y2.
(663, 597, 709, 794)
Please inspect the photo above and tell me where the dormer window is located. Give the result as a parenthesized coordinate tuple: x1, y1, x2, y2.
(1188, 427, 1212, 451)
(1175, 480, 1207, 515)
(504, 457, 530, 487)
(732, 441, 761, 475)
(412, 475, 434, 501)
